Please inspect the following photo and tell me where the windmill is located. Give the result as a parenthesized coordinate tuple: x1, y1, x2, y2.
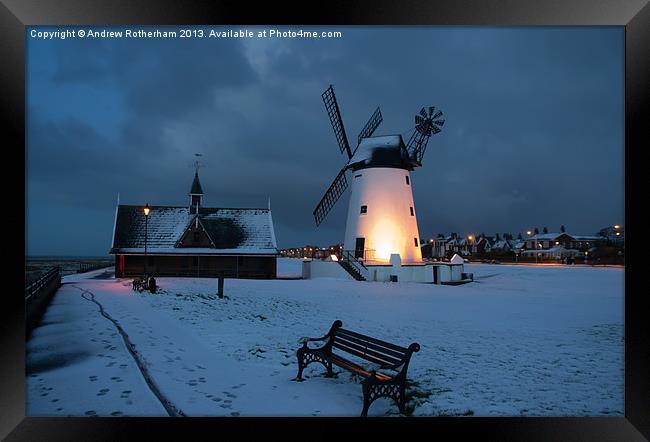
(313, 85, 445, 264)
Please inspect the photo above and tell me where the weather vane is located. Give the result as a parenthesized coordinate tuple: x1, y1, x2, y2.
(191, 153, 203, 173)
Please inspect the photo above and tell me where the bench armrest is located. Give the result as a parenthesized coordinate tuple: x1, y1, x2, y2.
(298, 320, 343, 348)
(307, 335, 330, 342)
(298, 335, 329, 348)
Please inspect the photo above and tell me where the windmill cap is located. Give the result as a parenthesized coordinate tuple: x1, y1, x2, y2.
(349, 135, 412, 170)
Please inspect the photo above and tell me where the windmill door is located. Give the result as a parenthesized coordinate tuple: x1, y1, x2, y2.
(355, 237, 365, 259)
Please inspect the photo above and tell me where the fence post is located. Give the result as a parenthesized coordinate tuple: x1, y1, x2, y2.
(217, 273, 224, 299)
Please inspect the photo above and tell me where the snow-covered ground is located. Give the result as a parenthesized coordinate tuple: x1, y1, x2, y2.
(26, 259, 624, 417)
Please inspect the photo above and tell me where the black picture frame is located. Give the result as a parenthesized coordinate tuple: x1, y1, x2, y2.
(3, 0, 648, 439)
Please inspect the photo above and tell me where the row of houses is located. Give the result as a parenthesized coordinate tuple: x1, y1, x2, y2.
(281, 227, 624, 263)
(422, 229, 624, 260)
(281, 244, 344, 260)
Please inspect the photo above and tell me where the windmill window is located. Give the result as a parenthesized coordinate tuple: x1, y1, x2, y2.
(414, 238, 419, 247)
(405, 176, 410, 185)
(360, 205, 367, 214)
(409, 207, 414, 216)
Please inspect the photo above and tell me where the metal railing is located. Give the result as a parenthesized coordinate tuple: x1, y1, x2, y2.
(78, 261, 113, 273)
(25, 266, 61, 305)
(341, 251, 368, 276)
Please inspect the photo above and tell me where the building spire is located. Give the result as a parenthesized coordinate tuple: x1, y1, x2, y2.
(189, 155, 204, 213)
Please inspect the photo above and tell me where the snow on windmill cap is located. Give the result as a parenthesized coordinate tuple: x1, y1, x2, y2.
(349, 135, 410, 169)
(450, 254, 464, 264)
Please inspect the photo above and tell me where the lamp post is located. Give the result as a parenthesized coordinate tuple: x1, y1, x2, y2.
(143, 204, 150, 277)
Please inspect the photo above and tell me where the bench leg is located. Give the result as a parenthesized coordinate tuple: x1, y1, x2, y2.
(361, 381, 406, 416)
(295, 348, 305, 381)
(324, 360, 334, 377)
(361, 383, 371, 417)
(398, 383, 406, 414)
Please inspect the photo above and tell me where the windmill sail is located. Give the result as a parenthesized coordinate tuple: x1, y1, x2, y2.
(322, 85, 352, 159)
(357, 107, 383, 146)
(313, 166, 349, 226)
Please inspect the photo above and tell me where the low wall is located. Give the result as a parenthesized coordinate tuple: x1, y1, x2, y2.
(304, 259, 465, 284)
(367, 263, 463, 283)
(303, 260, 354, 280)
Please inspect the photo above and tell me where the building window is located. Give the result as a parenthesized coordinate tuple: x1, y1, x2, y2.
(409, 207, 414, 216)
(414, 237, 418, 247)
(360, 205, 367, 214)
(405, 176, 410, 185)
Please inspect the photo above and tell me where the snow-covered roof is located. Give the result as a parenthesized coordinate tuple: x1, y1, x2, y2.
(111, 205, 278, 255)
(349, 134, 409, 168)
(529, 233, 605, 242)
(573, 235, 604, 241)
(476, 236, 493, 245)
(450, 254, 464, 264)
(491, 239, 511, 249)
(530, 233, 568, 241)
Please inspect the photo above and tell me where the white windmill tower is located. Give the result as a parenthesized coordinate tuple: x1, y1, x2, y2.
(313, 85, 445, 265)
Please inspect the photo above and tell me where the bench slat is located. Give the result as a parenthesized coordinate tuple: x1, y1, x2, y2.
(333, 333, 407, 360)
(332, 341, 400, 369)
(337, 328, 409, 354)
(333, 336, 404, 366)
(330, 354, 392, 381)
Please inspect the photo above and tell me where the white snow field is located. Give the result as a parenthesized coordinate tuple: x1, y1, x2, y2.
(26, 260, 624, 417)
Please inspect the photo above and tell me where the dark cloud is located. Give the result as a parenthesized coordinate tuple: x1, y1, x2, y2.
(26, 26, 624, 255)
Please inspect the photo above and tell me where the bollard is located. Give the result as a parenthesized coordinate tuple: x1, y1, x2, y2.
(217, 273, 224, 299)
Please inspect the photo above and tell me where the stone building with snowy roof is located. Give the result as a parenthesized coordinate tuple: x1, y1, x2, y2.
(110, 171, 278, 279)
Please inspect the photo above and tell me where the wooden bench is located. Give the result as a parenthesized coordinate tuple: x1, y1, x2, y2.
(295, 320, 420, 416)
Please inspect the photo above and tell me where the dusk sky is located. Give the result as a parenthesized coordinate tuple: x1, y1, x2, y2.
(26, 26, 624, 256)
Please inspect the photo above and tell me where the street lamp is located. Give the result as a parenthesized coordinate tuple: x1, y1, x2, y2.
(143, 204, 150, 277)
